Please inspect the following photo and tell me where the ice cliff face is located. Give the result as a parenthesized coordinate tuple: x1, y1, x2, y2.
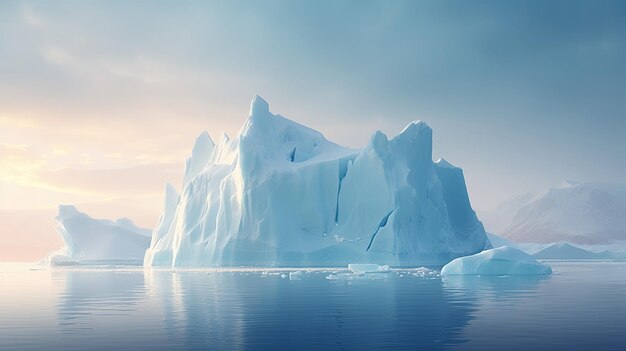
(52, 205, 151, 262)
(144, 96, 489, 267)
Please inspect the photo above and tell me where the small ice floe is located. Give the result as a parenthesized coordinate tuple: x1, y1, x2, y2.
(48, 254, 79, 267)
(289, 271, 303, 280)
(326, 264, 392, 280)
(441, 246, 552, 276)
(347, 264, 390, 274)
(281, 274, 287, 279)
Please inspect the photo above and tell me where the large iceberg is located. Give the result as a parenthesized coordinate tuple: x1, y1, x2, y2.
(45, 205, 151, 264)
(144, 95, 489, 267)
(441, 246, 552, 275)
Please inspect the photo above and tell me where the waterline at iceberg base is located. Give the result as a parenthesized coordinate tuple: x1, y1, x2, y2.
(144, 96, 490, 267)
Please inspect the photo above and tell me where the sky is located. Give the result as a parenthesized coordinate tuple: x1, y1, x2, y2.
(1, 0, 625, 260)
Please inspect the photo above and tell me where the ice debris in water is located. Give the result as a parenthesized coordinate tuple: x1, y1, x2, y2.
(326, 264, 391, 280)
(411, 267, 438, 278)
(289, 271, 303, 280)
(348, 264, 390, 274)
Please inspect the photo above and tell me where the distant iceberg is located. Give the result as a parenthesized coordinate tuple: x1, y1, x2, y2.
(441, 246, 552, 275)
(144, 95, 490, 267)
(43, 205, 151, 264)
(532, 242, 625, 260)
(482, 181, 626, 245)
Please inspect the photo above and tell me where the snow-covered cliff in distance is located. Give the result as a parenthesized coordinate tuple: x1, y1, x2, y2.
(144, 95, 489, 267)
(483, 181, 626, 245)
(46, 205, 151, 264)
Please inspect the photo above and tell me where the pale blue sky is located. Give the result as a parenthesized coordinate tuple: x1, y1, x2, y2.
(1, 0, 625, 217)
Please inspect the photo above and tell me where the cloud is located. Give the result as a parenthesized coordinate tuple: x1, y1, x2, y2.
(0, 141, 181, 211)
(0, 143, 47, 181)
(0, 0, 625, 213)
(38, 163, 181, 197)
(39, 45, 75, 66)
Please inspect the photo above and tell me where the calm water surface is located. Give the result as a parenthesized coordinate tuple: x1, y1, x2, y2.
(1, 262, 626, 350)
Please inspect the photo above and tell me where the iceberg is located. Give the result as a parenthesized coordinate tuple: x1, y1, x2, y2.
(144, 95, 490, 267)
(48, 205, 151, 264)
(441, 246, 552, 275)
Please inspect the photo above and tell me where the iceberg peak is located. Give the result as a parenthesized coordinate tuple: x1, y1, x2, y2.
(398, 120, 430, 137)
(195, 131, 213, 145)
(183, 131, 215, 186)
(370, 130, 388, 145)
(392, 120, 432, 148)
(435, 158, 457, 169)
(249, 94, 270, 118)
(57, 204, 80, 220)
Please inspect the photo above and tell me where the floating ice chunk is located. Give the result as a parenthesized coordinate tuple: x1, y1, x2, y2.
(410, 267, 438, 278)
(281, 274, 287, 279)
(348, 263, 390, 274)
(289, 271, 303, 280)
(441, 246, 552, 276)
(48, 254, 79, 266)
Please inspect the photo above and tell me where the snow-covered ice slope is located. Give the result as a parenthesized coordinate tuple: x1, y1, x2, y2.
(49, 205, 151, 262)
(441, 246, 552, 275)
(144, 95, 489, 267)
(532, 242, 626, 260)
(483, 181, 626, 244)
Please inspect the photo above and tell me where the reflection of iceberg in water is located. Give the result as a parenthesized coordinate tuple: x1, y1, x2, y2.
(53, 268, 147, 332)
(145, 270, 246, 350)
(147, 271, 478, 349)
(442, 274, 550, 298)
(441, 273, 554, 349)
(52, 268, 483, 349)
